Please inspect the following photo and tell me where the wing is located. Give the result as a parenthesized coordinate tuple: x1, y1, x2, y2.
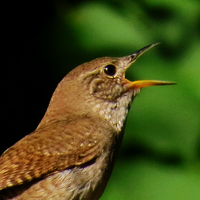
(0, 117, 109, 190)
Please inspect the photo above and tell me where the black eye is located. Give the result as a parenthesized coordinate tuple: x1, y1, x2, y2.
(104, 65, 116, 76)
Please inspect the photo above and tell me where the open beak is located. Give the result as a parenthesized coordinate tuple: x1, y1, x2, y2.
(124, 43, 175, 90)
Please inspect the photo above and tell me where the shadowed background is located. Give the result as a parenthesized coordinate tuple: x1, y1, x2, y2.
(1, 0, 200, 199)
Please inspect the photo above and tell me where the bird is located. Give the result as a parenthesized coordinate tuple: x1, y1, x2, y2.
(0, 43, 174, 199)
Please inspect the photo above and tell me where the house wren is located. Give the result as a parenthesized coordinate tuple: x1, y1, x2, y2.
(0, 43, 174, 199)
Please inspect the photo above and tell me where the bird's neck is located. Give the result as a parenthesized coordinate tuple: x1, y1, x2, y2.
(90, 91, 134, 133)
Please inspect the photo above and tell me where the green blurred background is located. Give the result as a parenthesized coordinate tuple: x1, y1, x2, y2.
(2, 0, 200, 199)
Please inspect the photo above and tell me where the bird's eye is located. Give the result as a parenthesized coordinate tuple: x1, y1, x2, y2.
(104, 65, 116, 77)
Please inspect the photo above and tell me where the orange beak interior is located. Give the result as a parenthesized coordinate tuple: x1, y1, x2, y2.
(129, 80, 175, 90)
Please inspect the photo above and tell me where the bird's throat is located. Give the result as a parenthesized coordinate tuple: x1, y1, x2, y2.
(91, 91, 134, 133)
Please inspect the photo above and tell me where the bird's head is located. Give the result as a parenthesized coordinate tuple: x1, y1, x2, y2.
(39, 43, 174, 131)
